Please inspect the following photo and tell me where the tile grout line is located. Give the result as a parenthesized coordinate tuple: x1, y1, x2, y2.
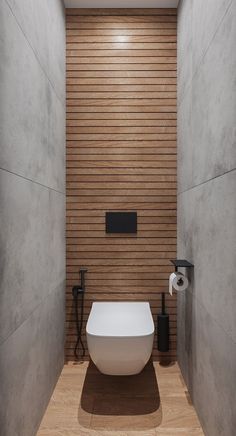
(4, 0, 65, 109)
(177, 167, 236, 196)
(0, 166, 65, 195)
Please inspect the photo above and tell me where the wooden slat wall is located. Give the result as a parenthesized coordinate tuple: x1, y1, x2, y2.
(66, 8, 177, 362)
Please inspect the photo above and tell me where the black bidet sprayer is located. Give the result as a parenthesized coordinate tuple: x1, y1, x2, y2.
(72, 267, 87, 360)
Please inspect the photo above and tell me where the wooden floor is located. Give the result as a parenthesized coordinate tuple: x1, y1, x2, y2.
(37, 361, 203, 436)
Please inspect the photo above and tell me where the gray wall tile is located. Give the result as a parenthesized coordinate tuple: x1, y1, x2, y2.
(178, 170, 236, 343)
(192, 0, 232, 73)
(177, 0, 193, 104)
(177, 86, 193, 193)
(0, 283, 65, 436)
(0, 1, 65, 192)
(0, 0, 65, 435)
(5, 0, 65, 103)
(192, 0, 236, 185)
(0, 170, 65, 344)
(178, 293, 236, 436)
(178, 1, 236, 435)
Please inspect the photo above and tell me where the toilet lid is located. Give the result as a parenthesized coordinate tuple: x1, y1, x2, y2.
(86, 302, 154, 337)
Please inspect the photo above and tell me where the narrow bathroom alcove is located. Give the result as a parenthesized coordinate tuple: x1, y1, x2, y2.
(1, 0, 235, 435)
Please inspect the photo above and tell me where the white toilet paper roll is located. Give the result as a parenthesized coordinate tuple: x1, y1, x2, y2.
(169, 272, 189, 296)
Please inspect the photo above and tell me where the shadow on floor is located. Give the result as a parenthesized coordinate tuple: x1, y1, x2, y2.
(78, 360, 162, 431)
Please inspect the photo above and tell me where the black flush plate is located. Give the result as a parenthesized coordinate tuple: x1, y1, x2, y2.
(170, 259, 194, 268)
(106, 212, 137, 233)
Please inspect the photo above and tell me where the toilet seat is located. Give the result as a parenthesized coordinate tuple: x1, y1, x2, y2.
(86, 302, 154, 337)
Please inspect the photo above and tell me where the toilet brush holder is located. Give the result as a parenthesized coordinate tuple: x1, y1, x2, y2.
(157, 293, 169, 352)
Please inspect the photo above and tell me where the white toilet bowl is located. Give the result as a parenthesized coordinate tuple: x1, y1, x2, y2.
(86, 302, 154, 375)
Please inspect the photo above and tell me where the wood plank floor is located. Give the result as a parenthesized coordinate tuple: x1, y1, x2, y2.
(37, 361, 204, 435)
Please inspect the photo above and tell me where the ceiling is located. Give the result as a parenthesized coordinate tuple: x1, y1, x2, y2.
(64, 0, 179, 8)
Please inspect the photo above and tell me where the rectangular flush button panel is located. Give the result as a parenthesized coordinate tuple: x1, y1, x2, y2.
(106, 212, 137, 233)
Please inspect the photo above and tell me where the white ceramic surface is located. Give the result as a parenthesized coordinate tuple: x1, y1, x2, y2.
(86, 302, 154, 375)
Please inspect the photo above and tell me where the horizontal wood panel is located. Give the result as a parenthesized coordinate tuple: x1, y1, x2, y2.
(67, 84, 176, 91)
(67, 244, 176, 252)
(67, 209, 177, 217)
(67, 181, 176, 188)
(67, 50, 176, 58)
(67, 135, 176, 142)
(67, 98, 176, 108)
(66, 265, 174, 272)
(67, 57, 176, 64)
(66, 8, 177, 16)
(67, 61, 177, 70)
(67, 159, 175, 166)
(66, 8, 177, 362)
(67, 141, 176, 149)
(67, 107, 176, 114)
(66, 22, 177, 30)
(67, 35, 177, 43)
(67, 149, 176, 157)
(67, 70, 177, 78)
(67, 41, 176, 49)
(68, 148, 175, 156)
(67, 14, 176, 21)
(67, 78, 176, 86)
(67, 217, 177, 224)
(67, 176, 176, 184)
(67, 29, 177, 37)
(67, 126, 176, 133)
(67, 121, 177, 128)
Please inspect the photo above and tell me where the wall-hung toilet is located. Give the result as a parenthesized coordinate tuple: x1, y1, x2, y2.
(86, 302, 154, 375)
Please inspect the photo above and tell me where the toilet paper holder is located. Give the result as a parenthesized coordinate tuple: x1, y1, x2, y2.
(170, 259, 194, 272)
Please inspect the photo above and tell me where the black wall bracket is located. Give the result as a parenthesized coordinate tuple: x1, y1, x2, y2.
(170, 259, 194, 272)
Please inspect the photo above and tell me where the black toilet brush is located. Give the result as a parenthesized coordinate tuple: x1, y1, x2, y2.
(157, 292, 169, 352)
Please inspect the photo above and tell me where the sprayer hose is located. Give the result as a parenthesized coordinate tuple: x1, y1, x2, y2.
(73, 291, 85, 360)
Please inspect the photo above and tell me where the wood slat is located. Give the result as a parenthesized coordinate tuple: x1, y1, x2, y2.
(66, 126, 176, 133)
(67, 106, 176, 114)
(66, 202, 176, 210)
(67, 29, 177, 36)
(67, 79, 176, 87)
(66, 8, 177, 363)
(67, 42, 177, 50)
(66, 158, 176, 166)
(67, 139, 176, 151)
(67, 84, 176, 92)
(66, 15, 177, 23)
(67, 208, 177, 217)
(67, 181, 176, 188)
(66, 23, 177, 31)
(67, 134, 176, 141)
(67, 168, 176, 175)
(66, 8, 177, 16)
(67, 216, 177, 224)
(67, 251, 177, 260)
(67, 63, 176, 71)
(67, 35, 177, 43)
(67, 57, 176, 64)
(67, 121, 176, 128)
(66, 69, 177, 77)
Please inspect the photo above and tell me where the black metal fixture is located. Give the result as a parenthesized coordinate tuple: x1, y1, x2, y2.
(72, 267, 88, 360)
(170, 259, 194, 272)
(105, 211, 137, 233)
(157, 293, 169, 352)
